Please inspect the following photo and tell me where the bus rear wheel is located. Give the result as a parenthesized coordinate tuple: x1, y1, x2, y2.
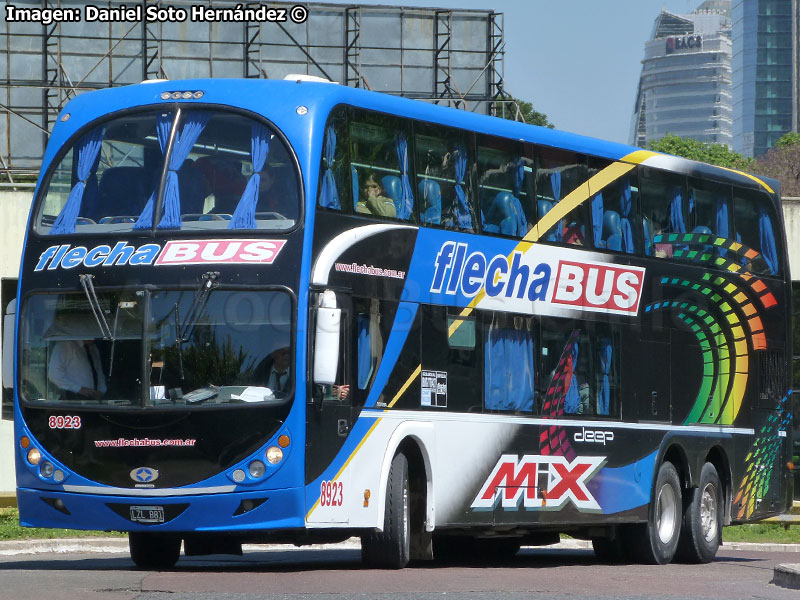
(361, 452, 410, 569)
(629, 461, 682, 564)
(676, 462, 722, 563)
(129, 532, 181, 569)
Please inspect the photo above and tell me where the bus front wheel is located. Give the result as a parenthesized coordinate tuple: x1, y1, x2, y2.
(129, 532, 182, 569)
(630, 460, 682, 564)
(676, 462, 722, 563)
(361, 452, 411, 569)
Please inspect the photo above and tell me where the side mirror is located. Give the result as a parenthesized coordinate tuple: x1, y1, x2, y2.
(2, 298, 16, 391)
(313, 290, 340, 385)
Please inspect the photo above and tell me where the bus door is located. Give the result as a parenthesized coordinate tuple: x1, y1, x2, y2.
(306, 290, 355, 523)
(628, 328, 671, 423)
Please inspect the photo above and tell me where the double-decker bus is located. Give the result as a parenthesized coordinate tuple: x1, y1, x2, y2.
(5, 78, 793, 569)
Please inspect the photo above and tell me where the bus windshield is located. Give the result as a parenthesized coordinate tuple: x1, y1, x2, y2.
(37, 109, 299, 234)
(19, 289, 292, 408)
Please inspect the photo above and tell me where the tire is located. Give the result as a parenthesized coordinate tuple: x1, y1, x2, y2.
(676, 462, 722, 563)
(629, 461, 682, 565)
(128, 532, 181, 569)
(361, 452, 411, 569)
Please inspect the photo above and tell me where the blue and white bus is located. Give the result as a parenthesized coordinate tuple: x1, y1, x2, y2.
(6, 78, 793, 568)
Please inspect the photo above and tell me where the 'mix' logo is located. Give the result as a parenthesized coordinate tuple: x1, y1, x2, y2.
(471, 454, 606, 512)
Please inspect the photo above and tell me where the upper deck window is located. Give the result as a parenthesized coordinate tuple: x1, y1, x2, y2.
(37, 110, 299, 235)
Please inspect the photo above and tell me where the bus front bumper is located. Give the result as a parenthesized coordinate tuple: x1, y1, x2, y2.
(16, 486, 307, 533)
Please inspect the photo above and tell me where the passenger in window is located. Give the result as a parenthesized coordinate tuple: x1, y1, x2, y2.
(356, 173, 396, 218)
(651, 209, 673, 258)
(196, 155, 246, 214)
(563, 220, 585, 246)
(578, 381, 592, 415)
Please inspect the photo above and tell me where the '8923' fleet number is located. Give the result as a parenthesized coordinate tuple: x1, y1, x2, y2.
(320, 480, 343, 507)
(49, 415, 82, 429)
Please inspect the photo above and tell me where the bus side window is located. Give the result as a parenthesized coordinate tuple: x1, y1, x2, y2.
(318, 106, 351, 213)
(588, 159, 641, 254)
(477, 135, 528, 239)
(639, 167, 688, 259)
(688, 178, 733, 264)
(535, 148, 588, 247)
(483, 313, 535, 414)
(355, 299, 385, 392)
(591, 326, 620, 418)
(733, 188, 781, 276)
(349, 109, 414, 222)
(419, 306, 480, 412)
(414, 123, 477, 233)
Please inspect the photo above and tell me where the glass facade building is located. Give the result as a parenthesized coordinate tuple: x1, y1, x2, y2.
(632, 2, 734, 148)
(732, 0, 797, 157)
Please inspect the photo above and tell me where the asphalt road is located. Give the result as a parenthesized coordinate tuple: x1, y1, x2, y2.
(0, 540, 798, 600)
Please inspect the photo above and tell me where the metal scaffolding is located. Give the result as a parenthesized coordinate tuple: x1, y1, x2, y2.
(0, 0, 508, 182)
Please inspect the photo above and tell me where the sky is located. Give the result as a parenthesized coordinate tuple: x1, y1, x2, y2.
(321, 0, 703, 144)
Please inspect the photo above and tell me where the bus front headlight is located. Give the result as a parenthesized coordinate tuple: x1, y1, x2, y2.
(266, 446, 283, 465)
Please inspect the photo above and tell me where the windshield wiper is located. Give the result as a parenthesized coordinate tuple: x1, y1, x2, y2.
(178, 271, 219, 344)
(79, 274, 113, 340)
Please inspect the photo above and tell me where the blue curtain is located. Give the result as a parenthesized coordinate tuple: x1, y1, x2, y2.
(598, 338, 612, 416)
(351, 165, 359, 211)
(643, 216, 653, 256)
(133, 113, 173, 230)
(485, 323, 534, 412)
(620, 178, 634, 254)
(357, 314, 371, 389)
(549, 171, 563, 242)
(50, 127, 106, 234)
(394, 133, 414, 219)
(563, 344, 580, 414)
(318, 125, 341, 210)
(591, 191, 604, 248)
(759, 207, 778, 275)
(715, 196, 729, 257)
(157, 111, 211, 229)
(669, 187, 686, 234)
(513, 157, 524, 197)
(452, 146, 473, 229)
(229, 124, 271, 229)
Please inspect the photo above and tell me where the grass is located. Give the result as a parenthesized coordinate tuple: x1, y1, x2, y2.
(1, 506, 799, 544)
(723, 523, 800, 544)
(0, 507, 124, 541)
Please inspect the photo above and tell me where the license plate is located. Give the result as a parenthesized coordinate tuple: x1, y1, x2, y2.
(130, 505, 165, 523)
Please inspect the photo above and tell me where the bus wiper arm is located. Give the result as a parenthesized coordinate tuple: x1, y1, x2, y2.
(178, 271, 219, 343)
(79, 273, 113, 340)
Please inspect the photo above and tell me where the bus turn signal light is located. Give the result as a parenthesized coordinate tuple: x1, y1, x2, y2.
(788, 461, 795, 471)
(20, 436, 30, 449)
(278, 435, 290, 448)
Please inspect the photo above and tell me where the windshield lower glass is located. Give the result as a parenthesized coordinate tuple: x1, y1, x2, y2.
(38, 110, 299, 234)
(20, 290, 292, 409)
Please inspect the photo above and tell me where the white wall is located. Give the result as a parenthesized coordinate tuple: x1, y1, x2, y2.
(782, 197, 800, 280)
(0, 191, 32, 493)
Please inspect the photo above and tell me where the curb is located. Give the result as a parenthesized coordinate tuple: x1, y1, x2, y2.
(2, 536, 800, 558)
(773, 563, 800, 589)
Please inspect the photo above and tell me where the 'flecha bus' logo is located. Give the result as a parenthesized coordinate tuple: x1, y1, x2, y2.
(130, 467, 159, 483)
(429, 241, 645, 316)
(34, 239, 286, 271)
(471, 454, 606, 512)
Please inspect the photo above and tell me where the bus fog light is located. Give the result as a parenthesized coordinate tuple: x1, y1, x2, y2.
(27, 448, 41, 466)
(249, 460, 266, 478)
(40, 461, 54, 478)
(53, 470, 65, 483)
(266, 446, 283, 464)
(232, 469, 246, 483)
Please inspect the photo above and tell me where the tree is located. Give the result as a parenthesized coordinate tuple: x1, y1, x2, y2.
(493, 96, 553, 128)
(753, 142, 800, 197)
(647, 135, 754, 171)
(775, 132, 800, 148)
